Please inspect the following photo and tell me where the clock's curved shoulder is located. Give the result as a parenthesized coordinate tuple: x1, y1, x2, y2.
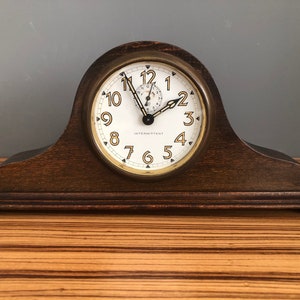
(0, 41, 299, 211)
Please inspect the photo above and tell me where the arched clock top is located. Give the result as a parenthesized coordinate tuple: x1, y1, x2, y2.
(0, 41, 299, 211)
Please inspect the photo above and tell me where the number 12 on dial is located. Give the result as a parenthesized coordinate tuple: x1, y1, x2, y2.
(88, 57, 209, 179)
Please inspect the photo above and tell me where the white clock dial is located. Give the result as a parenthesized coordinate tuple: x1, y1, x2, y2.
(90, 60, 207, 178)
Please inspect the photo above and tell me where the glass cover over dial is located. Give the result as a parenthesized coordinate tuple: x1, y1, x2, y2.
(90, 60, 208, 178)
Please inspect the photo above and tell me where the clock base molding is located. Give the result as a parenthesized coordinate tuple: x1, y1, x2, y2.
(5, 158, 297, 164)
(0, 158, 300, 211)
(0, 42, 299, 211)
(0, 190, 300, 211)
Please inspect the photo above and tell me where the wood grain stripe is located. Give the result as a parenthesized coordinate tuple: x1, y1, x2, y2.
(0, 211, 299, 299)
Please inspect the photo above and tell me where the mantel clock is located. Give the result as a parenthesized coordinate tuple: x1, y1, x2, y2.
(0, 41, 299, 211)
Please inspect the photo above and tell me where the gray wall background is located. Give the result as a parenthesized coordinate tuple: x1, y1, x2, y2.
(0, 0, 299, 158)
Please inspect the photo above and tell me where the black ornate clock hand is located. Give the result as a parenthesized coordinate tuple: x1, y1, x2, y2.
(121, 72, 147, 117)
(142, 97, 182, 125)
(152, 97, 182, 118)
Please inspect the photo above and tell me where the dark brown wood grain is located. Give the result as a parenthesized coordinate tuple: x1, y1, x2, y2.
(0, 41, 299, 211)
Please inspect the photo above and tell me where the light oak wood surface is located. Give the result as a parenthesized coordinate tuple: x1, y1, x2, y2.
(0, 210, 299, 299)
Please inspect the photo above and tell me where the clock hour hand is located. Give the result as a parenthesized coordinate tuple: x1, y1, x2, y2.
(121, 72, 147, 117)
(152, 97, 182, 118)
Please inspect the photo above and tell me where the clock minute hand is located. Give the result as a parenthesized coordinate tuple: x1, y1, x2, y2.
(152, 97, 182, 118)
(122, 72, 147, 117)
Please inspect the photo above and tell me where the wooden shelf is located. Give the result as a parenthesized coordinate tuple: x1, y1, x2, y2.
(0, 210, 299, 299)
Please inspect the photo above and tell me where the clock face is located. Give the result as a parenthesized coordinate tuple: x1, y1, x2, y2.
(88, 58, 209, 178)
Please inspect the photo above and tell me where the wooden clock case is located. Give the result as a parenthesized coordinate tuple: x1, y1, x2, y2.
(0, 41, 299, 211)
